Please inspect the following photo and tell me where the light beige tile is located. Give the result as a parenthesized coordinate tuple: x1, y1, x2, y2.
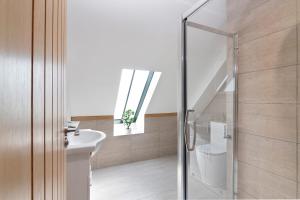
(88, 116, 177, 169)
(238, 0, 296, 44)
(145, 116, 177, 133)
(95, 119, 113, 133)
(78, 120, 97, 129)
(298, 25, 300, 64)
(298, 183, 300, 199)
(227, 0, 269, 33)
(298, 145, 300, 183)
(159, 131, 177, 146)
(239, 27, 297, 73)
(130, 132, 159, 149)
(237, 189, 255, 199)
(238, 132, 297, 180)
(238, 103, 297, 142)
(158, 116, 177, 132)
(298, 0, 300, 22)
(144, 117, 161, 133)
(131, 147, 159, 162)
(298, 105, 300, 143)
(238, 66, 297, 104)
(96, 151, 132, 169)
(101, 130, 113, 139)
(159, 144, 177, 157)
(99, 135, 131, 154)
(298, 65, 300, 103)
(238, 162, 297, 199)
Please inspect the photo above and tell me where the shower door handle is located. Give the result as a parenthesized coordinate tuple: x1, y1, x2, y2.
(184, 109, 196, 151)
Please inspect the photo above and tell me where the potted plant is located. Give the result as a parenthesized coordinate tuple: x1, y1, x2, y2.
(122, 109, 135, 129)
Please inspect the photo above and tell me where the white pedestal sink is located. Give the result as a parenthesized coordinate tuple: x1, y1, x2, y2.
(67, 129, 106, 200)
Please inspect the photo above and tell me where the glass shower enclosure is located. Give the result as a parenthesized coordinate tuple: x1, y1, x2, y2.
(178, 0, 238, 199)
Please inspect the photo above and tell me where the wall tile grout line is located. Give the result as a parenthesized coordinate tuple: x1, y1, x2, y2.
(239, 24, 297, 46)
(238, 131, 298, 144)
(237, 160, 298, 183)
(238, 102, 297, 105)
(237, 64, 298, 75)
(296, 0, 299, 198)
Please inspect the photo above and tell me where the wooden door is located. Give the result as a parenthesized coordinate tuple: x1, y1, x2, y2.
(0, 0, 67, 199)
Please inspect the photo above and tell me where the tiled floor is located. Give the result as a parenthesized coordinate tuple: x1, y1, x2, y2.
(187, 174, 226, 199)
(90, 155, 225, 200)
(91, 156, 177, 200)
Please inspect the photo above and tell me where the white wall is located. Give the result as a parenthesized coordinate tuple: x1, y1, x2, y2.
(67, 0, 195, 116)
(186, 0, 228, 108)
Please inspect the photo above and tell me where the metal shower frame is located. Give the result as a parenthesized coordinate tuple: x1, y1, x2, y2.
(177, 0, 239, 199)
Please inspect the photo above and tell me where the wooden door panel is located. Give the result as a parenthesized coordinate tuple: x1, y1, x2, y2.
(45, 0, 54, 199)
(62, 1, 67, 199)
(52, 0, 59, 199)
(32, 0, 46, 199)
(0, 0, 33, 199)
(57, 0, 63, 198)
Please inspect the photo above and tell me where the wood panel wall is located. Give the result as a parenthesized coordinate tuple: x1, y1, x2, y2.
(0, 0, 67, 199)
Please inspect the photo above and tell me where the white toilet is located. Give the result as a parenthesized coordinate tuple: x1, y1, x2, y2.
(196, 121, 227, 187)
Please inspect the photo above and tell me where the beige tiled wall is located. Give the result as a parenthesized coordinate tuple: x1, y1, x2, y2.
(228, 0, 299, 198)
(78, 115, 177, 169)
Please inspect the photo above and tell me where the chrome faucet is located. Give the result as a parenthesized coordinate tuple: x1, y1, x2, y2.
(64, 127, 80, 136)
(74, 129, 80, 136)
(64, 121, 80, 146)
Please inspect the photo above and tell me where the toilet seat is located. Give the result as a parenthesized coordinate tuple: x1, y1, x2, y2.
(197, 144, 226, 155)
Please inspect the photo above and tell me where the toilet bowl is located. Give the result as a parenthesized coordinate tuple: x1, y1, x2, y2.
(196, 121, 227, 187)
(196, 144, 226, 187)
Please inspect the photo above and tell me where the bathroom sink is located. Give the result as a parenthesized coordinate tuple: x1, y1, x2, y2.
(67, 129, 106, 156)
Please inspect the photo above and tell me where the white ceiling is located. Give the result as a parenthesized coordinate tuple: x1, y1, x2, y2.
(66, 0, 229, 116)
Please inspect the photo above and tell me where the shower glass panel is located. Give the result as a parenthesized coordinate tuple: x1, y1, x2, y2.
(186, 0, 232, 33)
(180, 0, 237, 199)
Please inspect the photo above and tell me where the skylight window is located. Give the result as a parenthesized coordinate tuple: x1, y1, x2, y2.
(114, 69, 161, 136)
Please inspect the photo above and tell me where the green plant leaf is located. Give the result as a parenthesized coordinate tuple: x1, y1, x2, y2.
(122, 109, 135, 129)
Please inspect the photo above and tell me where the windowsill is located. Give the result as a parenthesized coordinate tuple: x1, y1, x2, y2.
(113, 123, 144, 136)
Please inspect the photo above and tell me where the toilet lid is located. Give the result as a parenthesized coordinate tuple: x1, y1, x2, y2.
(197, 144, 226, 155)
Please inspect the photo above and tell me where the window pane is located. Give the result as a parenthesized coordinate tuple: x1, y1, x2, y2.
(137, 72, 161, 119)
(125, 70, 149, 113)
(113, 69, 161, 136)
(114, 69, 134, 119)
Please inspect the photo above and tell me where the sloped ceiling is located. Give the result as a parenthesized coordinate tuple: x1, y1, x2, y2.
(66, 0, 228, 116)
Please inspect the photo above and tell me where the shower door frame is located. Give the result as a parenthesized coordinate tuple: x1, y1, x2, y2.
(178, 1, 239, 199)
